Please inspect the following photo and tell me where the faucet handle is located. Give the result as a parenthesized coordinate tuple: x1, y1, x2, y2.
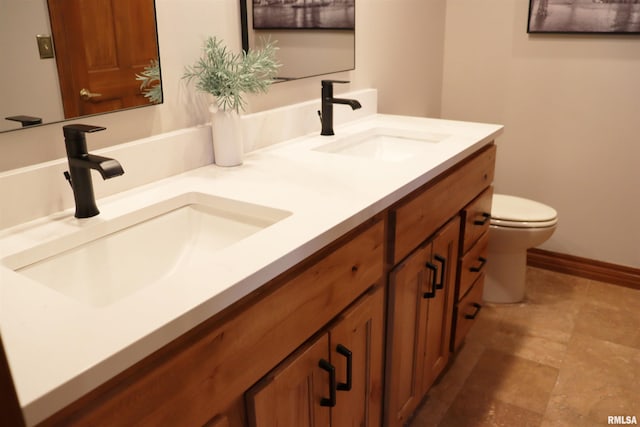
(322, 79, 350, 86)
(5, 115, 42, 127)
(63, 124, 106, 139)
(63, 124, 107, 158)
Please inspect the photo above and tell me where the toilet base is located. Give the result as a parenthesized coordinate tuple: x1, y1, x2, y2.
(483, 250, 527, 303)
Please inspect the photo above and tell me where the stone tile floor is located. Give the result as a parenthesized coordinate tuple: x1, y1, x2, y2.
(409, 267, 640, 427)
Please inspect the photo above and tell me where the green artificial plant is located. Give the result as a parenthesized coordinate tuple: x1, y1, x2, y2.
(136, 59, 162, 104)
(183, 37, 280, 112)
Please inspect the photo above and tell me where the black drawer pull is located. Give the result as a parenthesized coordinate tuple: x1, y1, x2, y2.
(336, 344, 352, 391)
(464, 302, 482, 320)
(423, 262, 438, 299)
(319, 359, 336, 407)
(473, 212, 491, 226)
(470, 257, 487, 273)
(434, 254, 446, 290)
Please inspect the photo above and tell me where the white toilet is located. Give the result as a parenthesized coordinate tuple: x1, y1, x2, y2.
(483, 194, 558, 303)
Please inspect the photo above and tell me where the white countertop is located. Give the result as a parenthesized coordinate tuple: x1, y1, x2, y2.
(0, 113, 502, 425)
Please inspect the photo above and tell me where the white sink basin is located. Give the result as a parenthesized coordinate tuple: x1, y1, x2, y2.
(2, 192, 291, 307)
(313, 127, 450, 161)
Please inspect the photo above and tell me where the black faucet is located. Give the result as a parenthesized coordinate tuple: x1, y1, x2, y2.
(320, 80, 362, 136)
(5, 115, 43, 127)
(63, 124, 124, 218)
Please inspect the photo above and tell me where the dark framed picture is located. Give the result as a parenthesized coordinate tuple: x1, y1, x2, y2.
(528, 0, 640, 34)
(252, 0, 355, 30)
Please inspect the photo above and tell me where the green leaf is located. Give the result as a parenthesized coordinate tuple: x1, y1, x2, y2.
(136, 59, 162, 104)
(183, 36, 280, 112)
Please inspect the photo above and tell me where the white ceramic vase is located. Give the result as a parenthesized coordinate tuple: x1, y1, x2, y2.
(209, 104, 243, 167)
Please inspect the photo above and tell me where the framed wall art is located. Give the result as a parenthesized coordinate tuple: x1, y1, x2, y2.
(528, 0, 640, 34)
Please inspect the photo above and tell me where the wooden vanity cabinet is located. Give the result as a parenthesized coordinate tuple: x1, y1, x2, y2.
(36, 143, 497, 427)
(384, 144, 496, 427)
(246, 285, 384, 427)
(39, 217, 384, 427)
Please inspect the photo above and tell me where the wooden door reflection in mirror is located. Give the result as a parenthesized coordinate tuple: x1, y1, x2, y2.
(47, 0, 161, 119)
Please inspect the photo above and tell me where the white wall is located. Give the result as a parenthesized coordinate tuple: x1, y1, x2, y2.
(0, 0, 445, 171)
(0, 0, 63, 132)
(3, 0, 637, 269)
(249, 0, 446, 115)
(441, 0, 640, 268)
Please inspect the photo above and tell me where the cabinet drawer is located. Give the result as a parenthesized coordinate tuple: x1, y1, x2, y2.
(461, 186, 493, 254)
(453, 273, 484, 351)
(458, 231, 488, 300)
(390, 144, 496, 265)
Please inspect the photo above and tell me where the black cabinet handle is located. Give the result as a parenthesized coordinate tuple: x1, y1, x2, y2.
(423, 262, 438, 299)
(434, 254, 446, 290)
(473, 212, 491, 226)
(464, 302, 482, 319)
(470, 257, 487, 273)
(336, 344, 352, 391)
(319, 359, 336, 407)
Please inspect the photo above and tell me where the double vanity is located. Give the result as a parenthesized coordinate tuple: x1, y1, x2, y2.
(0, 93, 502, 426)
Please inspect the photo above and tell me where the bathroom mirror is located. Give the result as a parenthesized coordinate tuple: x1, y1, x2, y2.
(240, 0, 355, 80)
(0, 0, 162, 134)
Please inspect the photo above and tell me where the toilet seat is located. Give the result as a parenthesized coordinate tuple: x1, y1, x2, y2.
(490, 194, 558, 229)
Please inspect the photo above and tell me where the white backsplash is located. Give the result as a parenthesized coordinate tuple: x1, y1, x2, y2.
(0, 89, 377, 230)
(241, 88, 377, 152)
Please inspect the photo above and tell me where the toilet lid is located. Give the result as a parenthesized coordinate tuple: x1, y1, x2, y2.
(491, 194, 557, 223)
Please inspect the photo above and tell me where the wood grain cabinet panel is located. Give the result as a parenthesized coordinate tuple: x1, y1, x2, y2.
(461, 186, 493, 254)
(385, 217, 460, 427)
(246, 334, 332, 427)
(246, 285, 384, 427)
(385, 240, 428, 427)
(330, 286, 385, 427)
(203, 415, 231, 427)
(422, 217, 459, 393)
(390, 145, 496, 265)
(452, 185, 494, 352)
(458, 231, 489, 300)
(453, 274, 485, 351)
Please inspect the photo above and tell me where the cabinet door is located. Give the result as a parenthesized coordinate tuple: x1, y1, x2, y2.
(421, 216, 460, 393)
(386, 217, 461, 427)
(246, 334, 331, 427)
(330, 286, 385, 427)
(247, 287, 385, 427)
(385, 243, 431, 427)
